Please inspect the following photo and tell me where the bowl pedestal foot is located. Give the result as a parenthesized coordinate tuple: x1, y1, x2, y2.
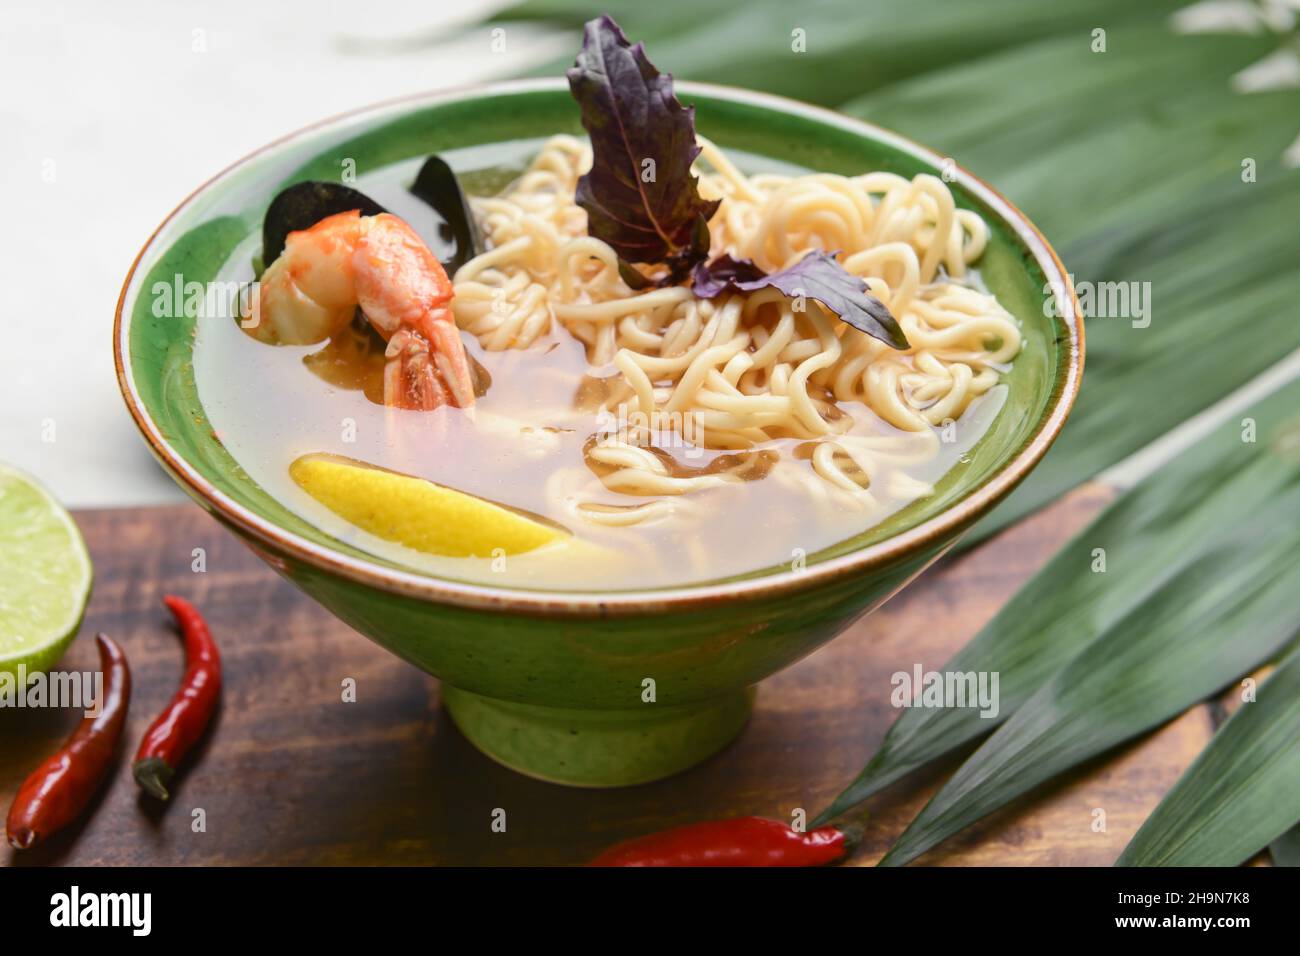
(440, 685, 755, 787)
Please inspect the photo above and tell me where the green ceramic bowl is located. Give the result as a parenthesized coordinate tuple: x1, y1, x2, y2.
(115, 80, 1082, 787)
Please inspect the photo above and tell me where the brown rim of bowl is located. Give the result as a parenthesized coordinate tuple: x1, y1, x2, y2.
(114, 78, 1083, 618)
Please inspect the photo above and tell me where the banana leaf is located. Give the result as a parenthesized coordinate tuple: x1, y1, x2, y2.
(1116, 646, 1300, 867)
(814, 373, 1300, 829)
(492, 0, 1183, 106)
(973, 168, 1300, 546)
(844, 25, 1300, 546)
(867, 380, 1300, 865)
(1272, 827, 1300, 867)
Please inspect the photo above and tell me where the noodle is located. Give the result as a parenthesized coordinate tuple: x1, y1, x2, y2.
(452, 135, 1021, 527)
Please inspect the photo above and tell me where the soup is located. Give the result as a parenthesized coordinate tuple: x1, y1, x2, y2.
(192, 18, 1021, 592)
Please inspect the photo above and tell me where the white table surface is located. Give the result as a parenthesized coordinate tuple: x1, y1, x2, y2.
(2, 1, 1296, 509)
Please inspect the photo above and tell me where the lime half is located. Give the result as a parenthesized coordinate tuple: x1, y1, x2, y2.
(0, 465, 92, 680)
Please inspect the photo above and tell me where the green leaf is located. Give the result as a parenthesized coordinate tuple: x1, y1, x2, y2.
(842, 24, 1279, 176)
(868, 388, 1300, 865)
(973, 169, 1300, 546)
(814, 374, 1300, 832)
(495, 0, 1183, 106)
(1117, 647, 1300, 867)
(1271, 826, 1300, 867)
(844, 23, 1300, 546)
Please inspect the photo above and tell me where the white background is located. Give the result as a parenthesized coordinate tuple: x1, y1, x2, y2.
(2, 1, 1296, 509)
(0, 0, 564, 506)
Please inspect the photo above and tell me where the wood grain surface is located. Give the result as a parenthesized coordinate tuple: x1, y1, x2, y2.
(1, 482, 1216, 866)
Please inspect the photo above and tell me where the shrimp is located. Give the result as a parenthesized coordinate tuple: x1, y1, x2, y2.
(249, 210, 475, 410)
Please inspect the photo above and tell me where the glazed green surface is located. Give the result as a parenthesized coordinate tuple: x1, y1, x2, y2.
(440, 685, 756, 787)
(285, 540, 937, 707)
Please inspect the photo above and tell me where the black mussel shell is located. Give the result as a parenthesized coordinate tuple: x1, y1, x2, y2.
(261, 157, 480, 273)
(261, 181, 387, 265)
(409, 155, 481, 273)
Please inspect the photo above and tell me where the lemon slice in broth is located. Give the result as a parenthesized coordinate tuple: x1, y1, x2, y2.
(290, 453, 567, 559)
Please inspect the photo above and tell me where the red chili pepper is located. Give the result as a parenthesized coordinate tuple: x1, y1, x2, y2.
(589, 816, 858, 867)
(6, 634, 131, 850)
(132, 595, 221, 801)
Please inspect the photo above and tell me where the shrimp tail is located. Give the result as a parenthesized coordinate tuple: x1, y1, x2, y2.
(428, 312, 477, 409)
(384, 311, 475, 411)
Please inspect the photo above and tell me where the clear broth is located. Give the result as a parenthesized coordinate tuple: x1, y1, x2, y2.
(193, 141, 1008, 591)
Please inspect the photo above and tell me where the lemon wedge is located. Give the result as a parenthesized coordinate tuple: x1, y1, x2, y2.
(290, 454, 566, 558)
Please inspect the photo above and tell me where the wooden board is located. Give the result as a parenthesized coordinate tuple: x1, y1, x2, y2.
(1, 483, 1216, 866)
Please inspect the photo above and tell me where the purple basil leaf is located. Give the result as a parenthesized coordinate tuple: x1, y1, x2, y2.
(566, 16, 719, 267)
(690, 254, 768, 297)
(693, 251, 909, 350)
